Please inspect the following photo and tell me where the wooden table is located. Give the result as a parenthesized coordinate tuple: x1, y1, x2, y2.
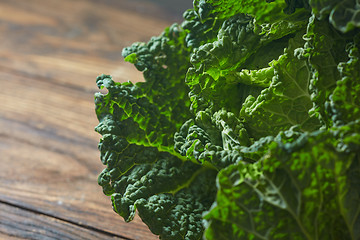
(0, 0, 192, 239)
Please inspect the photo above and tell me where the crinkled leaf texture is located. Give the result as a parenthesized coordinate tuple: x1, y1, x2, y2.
(203, 122, 360, 239)
(95, 75, 219, 240)
(95, 1, 360, 239)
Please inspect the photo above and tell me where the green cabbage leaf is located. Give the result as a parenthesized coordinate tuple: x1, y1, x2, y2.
(95, 1, 360, 239)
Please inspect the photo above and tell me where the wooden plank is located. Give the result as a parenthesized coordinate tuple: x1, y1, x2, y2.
(0, 0, 192, 238)
(0, 201, 126, 239)
(0, 72, 157, 239)
(0, 0, 189, 87)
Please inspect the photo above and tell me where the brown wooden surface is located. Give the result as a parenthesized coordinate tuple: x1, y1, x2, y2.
(0, 0, 192, 239)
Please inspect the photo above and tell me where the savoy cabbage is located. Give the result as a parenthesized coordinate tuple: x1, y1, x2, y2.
(95, 0, 360, 239)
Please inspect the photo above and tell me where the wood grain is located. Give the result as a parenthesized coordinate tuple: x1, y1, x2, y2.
(0, 0, 192, 239)
(0, 202, 126, 239)
(0, 0, 190, 88)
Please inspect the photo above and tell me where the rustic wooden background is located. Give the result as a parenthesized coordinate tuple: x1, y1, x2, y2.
(0, 0, 192, 239)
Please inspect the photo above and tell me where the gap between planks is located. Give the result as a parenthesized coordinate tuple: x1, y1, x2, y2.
(0, 199, 132, 240)
(0, 64, 98, 95)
